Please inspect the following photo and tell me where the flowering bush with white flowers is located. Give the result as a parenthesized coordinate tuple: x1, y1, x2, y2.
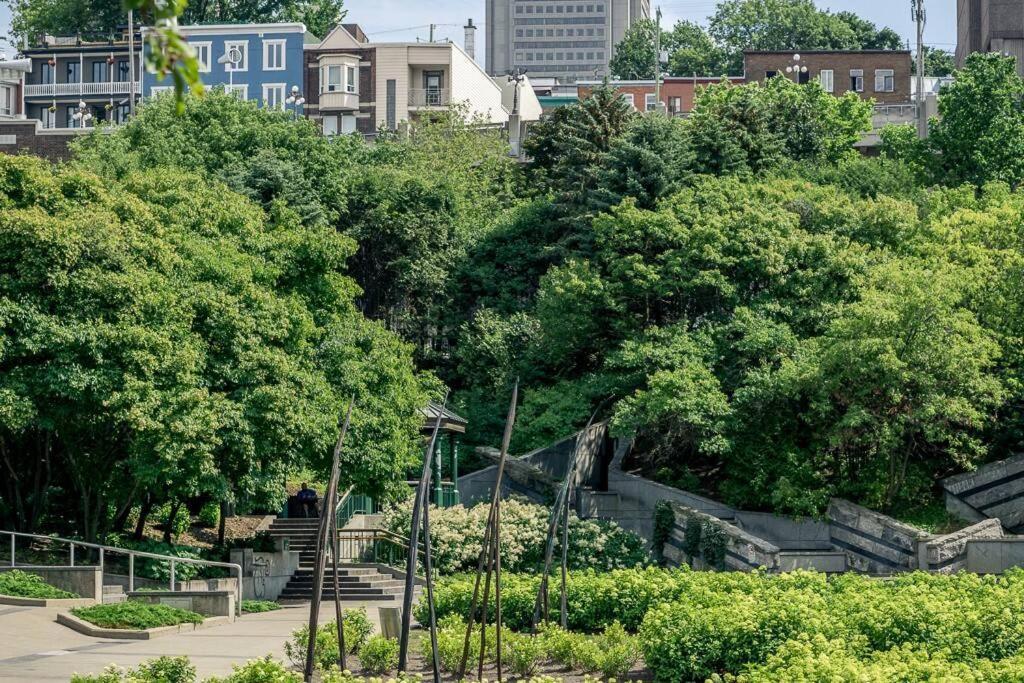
(382, 497, 649, 575)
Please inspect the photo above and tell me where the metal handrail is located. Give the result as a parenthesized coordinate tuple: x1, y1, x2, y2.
(2, 529, 243, 616)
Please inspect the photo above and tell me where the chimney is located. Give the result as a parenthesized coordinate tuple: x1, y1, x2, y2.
(464, 18, 477, 61)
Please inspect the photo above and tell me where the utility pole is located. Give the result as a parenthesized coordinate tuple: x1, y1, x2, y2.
(912, 0, 927, 138)
(429, 23, 436, 43)
(653, 6, 662, 112)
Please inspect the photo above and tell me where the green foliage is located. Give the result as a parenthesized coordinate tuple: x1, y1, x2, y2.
(665, 21, 730, 77)
(928, 53, 1024, 188)
(205, 656, 301, 683)
(651, 501, 675, 565)
(283, 610, 374, 671)
(71, 602, 204, 630)
(923, 46, 956, 77)
(356, 635, 398, 675)
(240, 600, 280, 613)
(197, 502, 220, 529)
(0, 569, 76, 598)
(609, 19, 660, 80)
(383, 497, 649, 575)
(71, 656, 196, 683)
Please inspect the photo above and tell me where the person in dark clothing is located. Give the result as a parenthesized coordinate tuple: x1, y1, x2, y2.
(297, 483, 319, 518)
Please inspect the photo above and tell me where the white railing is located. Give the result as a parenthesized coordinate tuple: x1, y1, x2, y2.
(2, 529, 242, 615)
(408, 88, 450, 107)
(24, 81, 141, 97)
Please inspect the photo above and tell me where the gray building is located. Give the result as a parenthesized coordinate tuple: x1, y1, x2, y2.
(486, 0, 651, 84)
(956, 0, 1024, 75)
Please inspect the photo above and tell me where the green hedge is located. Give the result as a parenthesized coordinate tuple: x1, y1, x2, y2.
(0, 570, 77, 599)
(71, 602, 204, 630)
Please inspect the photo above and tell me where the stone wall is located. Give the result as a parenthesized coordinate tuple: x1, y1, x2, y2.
(924, 519, 1003, 574)
(0, 565, 102, 600)
(942, 453, 1024, 529)
(827, 498, 931, 573)
(967, 537, 1024, 573)
(0, 120, 89, 161)
(663, 503, 780, 572)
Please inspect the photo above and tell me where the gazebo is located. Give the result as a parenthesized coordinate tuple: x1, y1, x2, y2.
(419, 402, 467, 507)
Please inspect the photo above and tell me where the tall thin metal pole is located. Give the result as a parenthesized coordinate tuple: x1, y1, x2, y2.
(304, 399, 355, 683)
(329, 497, 347, 670)
(494, 495, 504, 681)
(127, 10, 135, 117)
(421, 493, 441, 683)
(398, 392, 449, 671)
(458, 382, 519, 678)
(653, 6, 662, 109)
(913, 0, 927, 138)
(559, 470, 571, 629)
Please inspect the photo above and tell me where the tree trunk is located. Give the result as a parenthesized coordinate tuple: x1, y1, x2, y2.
(163, 500, 181, 545)
(217, 500, 228, 546)
(134, 497, 152, 541)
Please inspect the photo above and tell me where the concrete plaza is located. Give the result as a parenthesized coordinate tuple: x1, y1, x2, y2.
(0, 602, 381, 681)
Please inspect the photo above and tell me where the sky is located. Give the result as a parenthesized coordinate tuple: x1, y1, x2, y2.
(0, 1, 957, 57)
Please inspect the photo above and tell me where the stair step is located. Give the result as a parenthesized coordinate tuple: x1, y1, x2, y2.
(102, 585, 125, 595)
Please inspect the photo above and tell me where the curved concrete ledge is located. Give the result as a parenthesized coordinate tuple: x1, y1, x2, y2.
(56, 611, 230, 640)
(0, 595, 96, 607)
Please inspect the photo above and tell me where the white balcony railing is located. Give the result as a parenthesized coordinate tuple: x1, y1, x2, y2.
(408, 88, 449, 107)
(24, 81, 141, 97)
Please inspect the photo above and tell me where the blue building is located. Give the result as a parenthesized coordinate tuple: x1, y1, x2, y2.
(143, 23, 309, 109)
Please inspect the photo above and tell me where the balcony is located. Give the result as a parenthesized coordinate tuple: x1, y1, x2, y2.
(24, 81, 141, 97)
(319, 89, 360, 111)
(408, 88, 449, 108)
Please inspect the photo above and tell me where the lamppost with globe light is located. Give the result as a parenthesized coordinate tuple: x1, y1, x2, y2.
(285, 85, 305, 119)
(71, 100, 93, 129)
(217, 47, 243, 95)
(784, 53, 808, 83)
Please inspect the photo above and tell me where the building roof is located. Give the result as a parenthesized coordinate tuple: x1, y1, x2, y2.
(577, 76, 743, 86)
(743, 49, 911, 55)
(176, 22, 307, 35)
(420, 402, 468, 435)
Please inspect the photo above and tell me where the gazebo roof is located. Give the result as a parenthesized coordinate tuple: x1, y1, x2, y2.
(420, 402, 468, 434)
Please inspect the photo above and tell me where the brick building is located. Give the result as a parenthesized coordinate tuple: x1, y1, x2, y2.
(743, 50, 913, 104)
(577, 76, 744, 114)
(0, 119, 85, 160)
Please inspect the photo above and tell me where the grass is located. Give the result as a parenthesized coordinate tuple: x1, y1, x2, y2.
(0, 570, 77, 599)
(71, 601, 204, 630)
(242, 599, 281, 613)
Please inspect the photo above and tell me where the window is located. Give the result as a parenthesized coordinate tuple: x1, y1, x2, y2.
(41, 106, 55, 128)
(645, 93, 657, 111)
(41, 63, 54, 85)
(819, 69, 834, 92)
(525, 4, 533, 12)
(65, 105, 77, 128)
(323, 64, 343, 92)
(263, 83, 285, 109)
(263, 39, 286, 71)
(516, 29, 524, 36)
(192, 42, 212, 73)
(117, 60, 130, 82)
(115, 103, 131, 123)
(545, 5, 553, 12)
(556, 4, 563, 11)
(567, 4, 573, 11)
(798, 69, 810, 84)
(669, 96, 682, 114)
(0, 85, 12, 116)
(596, 4, 604, 11)
(621, 93, 634, 109)
(765, 70, 778, 79)
(66, 61, 79, 84)
(516, 4, 523, 11)
(586, 51, 594, 60)
(874, 68, 894, 92)
(322, 114, 338, 136)
(341, 114, 357, 134)
(346, 66, 357, 93)
(91, 60, 107, 83)
(850, 69, 864, 92)
(150, 86, 173, 97)
(597, 28, 604, 36)
(224, 41, 248, 71)
(226, 83, 248, 99)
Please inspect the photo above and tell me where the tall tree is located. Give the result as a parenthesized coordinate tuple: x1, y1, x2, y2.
(664, 21, 729, 77)
(609, 18, 659, 80)
(923, 46, 955, 77)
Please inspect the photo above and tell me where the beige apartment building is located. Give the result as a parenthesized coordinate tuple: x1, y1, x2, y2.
(486, 0, 650, 84)
(305, 23, 540, 135)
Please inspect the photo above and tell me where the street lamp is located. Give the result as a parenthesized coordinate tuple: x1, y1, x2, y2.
(783, 53, 808, 82)
(285, 85, 305, 118)
(217, 47, 242, 94)
(71, 100, 93, 128)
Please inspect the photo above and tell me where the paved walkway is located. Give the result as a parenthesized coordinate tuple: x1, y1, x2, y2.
(0, 602, 381, 681)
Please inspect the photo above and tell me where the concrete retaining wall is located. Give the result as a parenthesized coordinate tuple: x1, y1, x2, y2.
(0, 566, 101, 600)
(967, 537, 1024, 573)
(943, 454, 1024, 529)
(827, 499, 930, 574)
(128, 590, 235, 620)
(924, 519, 1004, 573)
(664, 503, 780, 571)
(230, 547, 299, 601)
(734, 511, 832, 550)
(778, 551, 848, 573)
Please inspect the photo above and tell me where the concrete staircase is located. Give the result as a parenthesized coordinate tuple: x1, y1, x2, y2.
(943, 453, 1024, 532)
(102, 584, 126, 604)
(267, 517, 407, 603)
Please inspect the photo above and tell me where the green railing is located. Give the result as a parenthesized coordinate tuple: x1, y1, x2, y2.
(336, 490, 375, 530)
(437, 481, 459, 508)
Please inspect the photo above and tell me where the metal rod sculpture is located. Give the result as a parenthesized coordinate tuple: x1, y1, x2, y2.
(304, 399, 355, 683)
(458, 382, 519, 680)
(398, 391, 449, 674)
(531, 409, 602, 631)
(329, 502, 347, 668)
(421, 485, 442, 683)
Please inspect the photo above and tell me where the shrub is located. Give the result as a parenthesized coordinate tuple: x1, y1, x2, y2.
(505, 631, 545, 676)
(241, 600, 280, 613)
(283, 609, 374, 671)
(71, 602, 204, 630)
(0, 569, 77, 599)
(384, 497, 649, 574)
(70, 656, 196, 683)
(357, 635, 399, 674)
(198, 502, 221, 529)
(205, 656, 301, 682)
